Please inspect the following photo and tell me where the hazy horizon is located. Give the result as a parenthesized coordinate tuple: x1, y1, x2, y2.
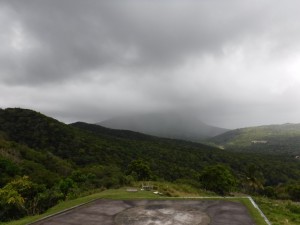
(1, 0, 300, 129)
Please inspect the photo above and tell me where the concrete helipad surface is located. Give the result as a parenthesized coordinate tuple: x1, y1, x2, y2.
(32, 200, 256, 225)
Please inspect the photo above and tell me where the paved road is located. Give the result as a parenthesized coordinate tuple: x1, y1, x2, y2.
(32, 200, 256, 225)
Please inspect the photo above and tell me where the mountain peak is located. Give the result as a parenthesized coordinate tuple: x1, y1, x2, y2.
(98, 112, 229, 142)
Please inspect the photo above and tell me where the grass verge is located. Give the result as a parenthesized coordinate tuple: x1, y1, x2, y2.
(254, 197, 300, 225)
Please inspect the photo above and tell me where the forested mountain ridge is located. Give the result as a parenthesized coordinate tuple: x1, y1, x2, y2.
(208, 123, 300, 155)
(1, 108, 300, 222)
(1, 108, 300, 187)
(71, 121, 159, 142)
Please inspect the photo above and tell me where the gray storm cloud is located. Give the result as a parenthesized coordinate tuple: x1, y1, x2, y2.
(1, 0, 300, 128)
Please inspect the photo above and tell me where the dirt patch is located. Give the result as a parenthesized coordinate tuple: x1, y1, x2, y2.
(32, 200, 256, 225)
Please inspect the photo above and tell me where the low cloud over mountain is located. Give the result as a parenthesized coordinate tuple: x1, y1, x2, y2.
(99, 112, 229, 141)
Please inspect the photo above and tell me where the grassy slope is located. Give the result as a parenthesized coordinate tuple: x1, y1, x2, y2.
(255, 197, 300, 225)
(209, 124, 300, 155)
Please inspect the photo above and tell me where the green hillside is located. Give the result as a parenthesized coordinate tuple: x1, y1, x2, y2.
(209, 124, 300, 155)
(1, 108, 300, 222)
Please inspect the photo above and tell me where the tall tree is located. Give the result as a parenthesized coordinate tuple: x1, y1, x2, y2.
(127, 159, 151, 181)
(199, 164, 236, 195)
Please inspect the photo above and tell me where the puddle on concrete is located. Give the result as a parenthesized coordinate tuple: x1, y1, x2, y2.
(114, 204, 210, 225)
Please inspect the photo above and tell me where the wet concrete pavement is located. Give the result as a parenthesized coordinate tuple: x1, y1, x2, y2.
(32, 200, 256, 225)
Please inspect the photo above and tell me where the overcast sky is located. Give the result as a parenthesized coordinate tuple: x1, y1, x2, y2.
(1, 0, 300, 129)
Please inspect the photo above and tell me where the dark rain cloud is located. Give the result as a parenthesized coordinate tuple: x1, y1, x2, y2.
(0, 0, 275, 84)
(1, 0, 300, 128)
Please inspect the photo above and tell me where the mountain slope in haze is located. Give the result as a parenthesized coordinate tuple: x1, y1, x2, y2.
(98, 112, 229, 142)
(209, 123, 300, 155)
